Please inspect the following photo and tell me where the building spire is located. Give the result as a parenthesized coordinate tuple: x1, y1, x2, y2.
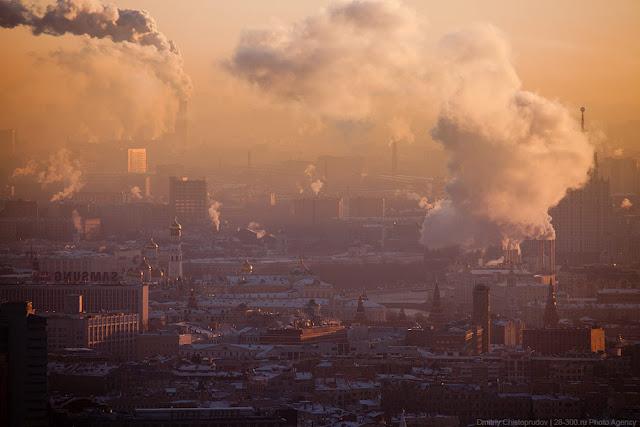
(432, 281, 441, 308)
(354, 294, 367, 324)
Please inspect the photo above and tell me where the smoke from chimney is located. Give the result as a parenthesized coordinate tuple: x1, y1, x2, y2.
(15, 148, 86, 201)
(208, 200, 222, 232)
(311, 179, 324, 196)
(71, 209, 83, 234)
(228, 1, 594, 251)
(130, 186, 143, 200)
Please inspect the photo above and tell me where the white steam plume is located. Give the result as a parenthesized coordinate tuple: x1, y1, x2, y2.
(229, 1, 594, 251)
(421, 25, 593, 250)
(226, 0, 429, 143)
(247, 221, 267, 239)
(208, 200, 222, 232)
(130, 185, 143, 200)
(12, 159, 38, 178)
(19, 148, 85, 201)
(304, 164, 316, 178)
(311, 179, 324, 196)
(403, 191, 433, 210)
(71, 209, 83, 234)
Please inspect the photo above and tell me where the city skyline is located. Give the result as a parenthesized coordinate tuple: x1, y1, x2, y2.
(1, 0, 640, 425)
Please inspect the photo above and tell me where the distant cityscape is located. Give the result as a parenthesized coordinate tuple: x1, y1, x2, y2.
(1, 0, 640, 426)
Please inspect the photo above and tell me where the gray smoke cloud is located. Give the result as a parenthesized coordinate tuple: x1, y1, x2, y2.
(0, 0, 192, 138)
(1, 0, 191, 101)
(226, 0, 431, 140)
(229, 1, 594, 250)
(422, 25, 593, 250)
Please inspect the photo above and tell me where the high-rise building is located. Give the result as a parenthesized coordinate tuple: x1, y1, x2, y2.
(168, 218, 183, 281)
(472, 284, 490, 353)
(543, 282, 560, 328)
(520, 239, 556, 275)
(0, 301, 48, 427)
(601, 156, 639, 195)
(127, 148, 148, 174)
(550, 155, 611, 265)
(169, 177, 208, 224)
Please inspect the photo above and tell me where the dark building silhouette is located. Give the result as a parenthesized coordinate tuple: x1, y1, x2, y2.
(550, 154, 611, 265)
(169, 177, 208, 224)
(428, 282, 447, 329)
(472, 284, 490, 353)
(522, 327, 605, 355)
(0, 301, 48, 427)
(354, 294, 368, 324)
(543, 282, 560, 328)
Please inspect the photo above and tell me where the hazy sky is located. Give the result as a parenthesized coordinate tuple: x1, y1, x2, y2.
(1, 0, 638, 152)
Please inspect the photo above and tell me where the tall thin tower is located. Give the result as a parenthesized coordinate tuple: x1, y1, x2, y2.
(580, 106, 586, 132)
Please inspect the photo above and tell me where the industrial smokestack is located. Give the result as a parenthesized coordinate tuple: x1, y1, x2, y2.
(247, 150, 252, 169)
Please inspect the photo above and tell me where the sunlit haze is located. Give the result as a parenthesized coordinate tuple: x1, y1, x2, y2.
(1, 1, 640, 425)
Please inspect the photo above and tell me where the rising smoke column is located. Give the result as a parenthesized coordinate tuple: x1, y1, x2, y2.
(228, 1, 594, 251)
(130, 186, 143, 200)
(208, 201, 222, 232)
(71, 209, 83, 234)
(421, 25, 593, 250)
(37, 148, 85, 201)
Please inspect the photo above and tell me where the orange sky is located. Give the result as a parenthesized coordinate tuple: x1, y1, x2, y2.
(1, 0, 638, 151)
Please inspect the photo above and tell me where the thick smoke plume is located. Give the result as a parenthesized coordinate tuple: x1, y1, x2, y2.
(421, 25, 593, 249)
(230, 1, 594, 250)
(1, 0, 191, 141)
(227, 0, 429, 142)
(1, 0, 191, 101)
